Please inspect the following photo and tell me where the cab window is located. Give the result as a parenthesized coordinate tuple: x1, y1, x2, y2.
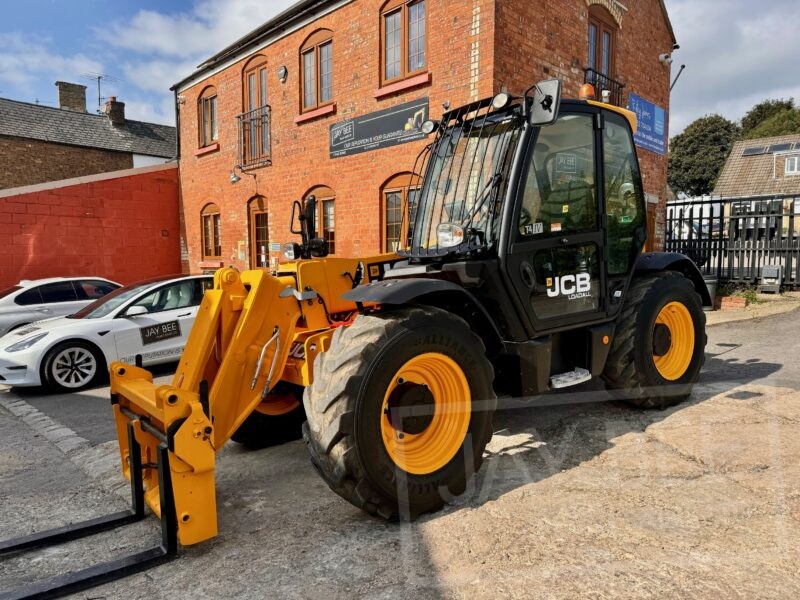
(517, 113, 597, 239)
(603, 113, 645, 275)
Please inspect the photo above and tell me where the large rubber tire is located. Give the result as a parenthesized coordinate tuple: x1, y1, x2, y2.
(603, 272, 707, 408)
(231, 384, 306, 449)
(303, 307, 496, 519)
(41, 340, 105, 392)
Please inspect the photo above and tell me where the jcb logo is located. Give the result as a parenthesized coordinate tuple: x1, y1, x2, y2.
(546, 274, 591, 298)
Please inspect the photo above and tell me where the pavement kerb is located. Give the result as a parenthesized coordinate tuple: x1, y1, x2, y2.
(0, 392, 129, 498)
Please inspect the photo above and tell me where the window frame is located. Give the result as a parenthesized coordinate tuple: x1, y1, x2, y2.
(198, 86, 218, 148)
(241, 55, 271, 166)
(785, 156, 799, 176)
(381, 172, 422, 252)
(320, 197, 336, 255)
(201, 203, 222, 260)
(380, 0, 427, 87)
(300, 29, 334, 113)
(248, 196, 270, 268)
(588, 5, 617, 78)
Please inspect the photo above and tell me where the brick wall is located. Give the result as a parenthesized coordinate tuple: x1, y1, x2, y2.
(177, 0, 675, 271)
(494, 0, 674, 249)
(0, 135, 133, 191)
(178, 0, 496, 271)
(0, 164, 182, 288)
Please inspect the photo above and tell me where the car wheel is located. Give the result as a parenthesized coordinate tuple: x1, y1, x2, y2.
(41, 341, 105, 392)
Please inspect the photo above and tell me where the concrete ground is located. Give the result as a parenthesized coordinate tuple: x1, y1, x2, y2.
(1, 304, 799, 599)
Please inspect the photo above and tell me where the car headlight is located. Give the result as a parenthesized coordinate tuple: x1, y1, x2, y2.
(5, 332, 48, 352)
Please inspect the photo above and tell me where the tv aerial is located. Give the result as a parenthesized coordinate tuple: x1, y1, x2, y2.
(81, 72, 123, 112)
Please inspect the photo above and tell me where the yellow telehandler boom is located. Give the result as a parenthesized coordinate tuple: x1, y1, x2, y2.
(110, 255, 396, 545)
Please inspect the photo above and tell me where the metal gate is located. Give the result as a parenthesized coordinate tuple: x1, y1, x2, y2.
(665, 195, 800, 288)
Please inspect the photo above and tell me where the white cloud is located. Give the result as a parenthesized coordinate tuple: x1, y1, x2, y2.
(667, 0, 800, 135)
(88, 0, 299, 125)
(0, 32, 103, 99)
(97, 0, 298, 60)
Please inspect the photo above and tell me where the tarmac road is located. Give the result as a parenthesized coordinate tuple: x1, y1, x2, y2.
(1, 306, 799, 599)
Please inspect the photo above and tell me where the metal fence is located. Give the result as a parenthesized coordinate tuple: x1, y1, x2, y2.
(665, 195, 800, 288)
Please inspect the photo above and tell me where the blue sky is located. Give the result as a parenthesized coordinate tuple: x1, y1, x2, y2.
(1, 0, 798, 135)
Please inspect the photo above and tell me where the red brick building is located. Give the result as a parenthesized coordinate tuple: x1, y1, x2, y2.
(174, 0, 676, 272)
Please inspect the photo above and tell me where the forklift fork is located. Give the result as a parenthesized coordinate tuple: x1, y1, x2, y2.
(0, 421, 178, 600)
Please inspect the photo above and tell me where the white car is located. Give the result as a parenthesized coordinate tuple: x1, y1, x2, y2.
(0, 275, 213, 392)
(0, 277, 121, 337)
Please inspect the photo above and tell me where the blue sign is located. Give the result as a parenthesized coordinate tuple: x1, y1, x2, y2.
(628, 93, 667, 156)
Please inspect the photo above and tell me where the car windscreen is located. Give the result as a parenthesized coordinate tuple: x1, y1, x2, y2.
(0, 286, 21, 300)
(69, 282, 157, 319)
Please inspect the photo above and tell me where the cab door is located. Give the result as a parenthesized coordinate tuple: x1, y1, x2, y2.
(505, 108, 607, 333)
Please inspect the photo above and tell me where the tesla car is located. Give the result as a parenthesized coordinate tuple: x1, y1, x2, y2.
(0, 277, 120, 337)
(0, 274, 212, 391)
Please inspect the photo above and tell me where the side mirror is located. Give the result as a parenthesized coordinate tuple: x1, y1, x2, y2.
(529, 79, 562, 127)
(124, 305, 148, 318)
(304, 195, 317, 240)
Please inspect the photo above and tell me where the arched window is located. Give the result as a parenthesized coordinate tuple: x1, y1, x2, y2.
(381, 172, 421, 252)
(243, 55, 268, 112)
(248, 196, 269, 268)
(241, 55, 270, 165)
(588, 5, 618, 78)
(198, 86, 218, 147)
(300, 29, 333, 112)
(201, 203, 221, 259)
(303, 185, 336, 254)
(380, 0, 426, 86)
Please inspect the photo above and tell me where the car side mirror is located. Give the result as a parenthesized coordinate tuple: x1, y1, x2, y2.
(529, 79, 562, 127)
(124, 305, 148, 318)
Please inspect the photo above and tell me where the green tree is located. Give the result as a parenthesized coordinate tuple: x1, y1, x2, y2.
(740, 98, 795, 136)
(668, 115, 739, 197)
(742, 108, 800, 139)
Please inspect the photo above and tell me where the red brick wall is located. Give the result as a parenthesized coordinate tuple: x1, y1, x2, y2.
(0, 135, 133, 191)
(0, 164, 182, 288)
(177, 0, 675, 270)
(494, 0, 674, 249)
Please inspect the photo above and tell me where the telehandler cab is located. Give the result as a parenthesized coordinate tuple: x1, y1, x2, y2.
(1, 80, 708, 598)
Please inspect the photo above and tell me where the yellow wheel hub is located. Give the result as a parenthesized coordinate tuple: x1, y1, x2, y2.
(255, 393, 300, 416)
(653, 301, 695, 381)
(380, 353, 471, 475)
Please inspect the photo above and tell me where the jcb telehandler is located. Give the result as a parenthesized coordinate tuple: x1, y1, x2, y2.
(1, 80, 708, 598)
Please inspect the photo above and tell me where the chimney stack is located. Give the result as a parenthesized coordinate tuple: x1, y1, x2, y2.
(104, 96, 125, 126)
(55, 81, 87, 112)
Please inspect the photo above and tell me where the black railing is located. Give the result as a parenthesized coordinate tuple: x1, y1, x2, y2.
(665, 195, 800, 288)
(237, 105, 272, 169)
(583, 68, 627, 107)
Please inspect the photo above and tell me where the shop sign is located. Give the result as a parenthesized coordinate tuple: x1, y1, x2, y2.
(330, 98, 429, 159)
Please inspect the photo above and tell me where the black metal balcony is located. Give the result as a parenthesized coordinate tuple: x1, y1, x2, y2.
(237, 105, 271, 169)
(583, 68, 627, 108)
